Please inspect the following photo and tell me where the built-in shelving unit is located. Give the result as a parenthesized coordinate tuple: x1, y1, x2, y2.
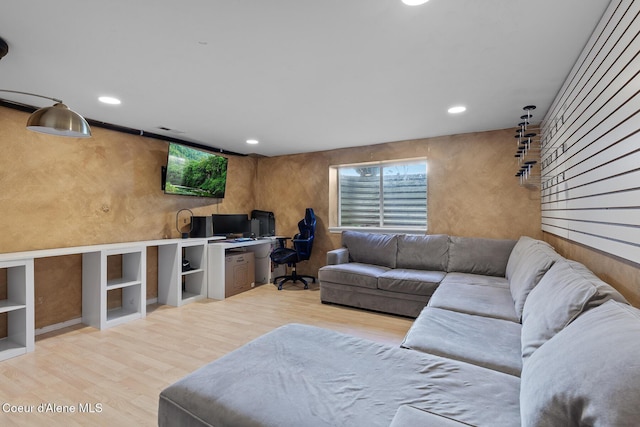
(0, 236, 284, 363)
(82, 246, 146, 330)
(0, 236, 224, 361)
(0, 259, 34, 361)
(158, 240, 207, 306)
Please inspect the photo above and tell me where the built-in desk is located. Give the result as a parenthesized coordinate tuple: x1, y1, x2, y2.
(0, 237, 226, 361)
(207, 238, 281, 299)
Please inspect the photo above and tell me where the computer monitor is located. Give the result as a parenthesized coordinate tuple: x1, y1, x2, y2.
(212, 214, 250, 237)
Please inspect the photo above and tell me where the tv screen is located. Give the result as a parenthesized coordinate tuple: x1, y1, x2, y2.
(164, 142, 228, 198)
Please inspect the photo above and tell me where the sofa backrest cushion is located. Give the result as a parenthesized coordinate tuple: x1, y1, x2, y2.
(447, 236, 516, 277)
(520, 300, 640, 426)
(509, 243, 561, 320)
(396, 234, 449, 271)
(521, 259, 628, 360)
(505, 236, 553, 280)
(341, 231, 398, 268)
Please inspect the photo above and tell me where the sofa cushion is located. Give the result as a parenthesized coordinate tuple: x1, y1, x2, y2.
(160, 323, 522, 427)
(521, 259, 629, 359)
(447, 236, 516, 277)
(566, 259, 632, 302)
(438, 272, 509, 288)
(378, 269, 445, 296)
(341, 231, 398, 268)
(318, 262, 390, 290)
(508, 243, 561, 320)
(396, 234, 449, 271)
(428, 275, 519, 322)
(505, 236, 552, 280)
(390, 405, 475, 427)
(520, 301, 640, 426)
(402, 307, 522, 376)
(320, 281, 431, 318)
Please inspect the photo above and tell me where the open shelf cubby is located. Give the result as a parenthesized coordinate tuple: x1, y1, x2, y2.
(0, 259, 34, 361)
(158, 240, 208, 307)
(82, 247, 146, 330)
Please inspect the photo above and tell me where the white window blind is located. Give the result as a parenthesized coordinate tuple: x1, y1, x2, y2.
(338, 160, 427, 229)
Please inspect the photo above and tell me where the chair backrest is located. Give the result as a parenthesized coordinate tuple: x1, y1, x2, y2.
(294, 208, 316, 261)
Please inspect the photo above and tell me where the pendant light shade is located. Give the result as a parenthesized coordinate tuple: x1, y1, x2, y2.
(26, 102, 91, 138)
(0, 90, 92, 138)
(0, 40, 92, 138)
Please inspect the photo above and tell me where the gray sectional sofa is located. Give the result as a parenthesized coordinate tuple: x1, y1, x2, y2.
(158, 232, 640, 426)
(319, 231, 517, 317)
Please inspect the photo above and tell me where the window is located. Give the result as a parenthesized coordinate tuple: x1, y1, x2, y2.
(332, 159, 427, 232)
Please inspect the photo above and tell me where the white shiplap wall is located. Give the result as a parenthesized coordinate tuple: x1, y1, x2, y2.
(540, 0, 640, 263)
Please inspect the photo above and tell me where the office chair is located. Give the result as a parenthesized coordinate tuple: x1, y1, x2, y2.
(270, 208, 316, 290)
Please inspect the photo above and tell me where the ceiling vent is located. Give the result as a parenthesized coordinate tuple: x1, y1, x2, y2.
(157, 126, 185, 134)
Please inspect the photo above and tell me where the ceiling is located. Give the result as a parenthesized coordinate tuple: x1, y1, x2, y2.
(0, 0, 610, 157)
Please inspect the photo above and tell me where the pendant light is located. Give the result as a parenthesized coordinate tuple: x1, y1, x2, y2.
(0, 90, 92, 138)
(0, 37, 91, 138)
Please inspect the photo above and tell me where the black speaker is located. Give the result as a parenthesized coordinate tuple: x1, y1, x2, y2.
(190, 216, 213, 238)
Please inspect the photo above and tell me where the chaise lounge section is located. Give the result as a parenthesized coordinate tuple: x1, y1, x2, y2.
(159, 233, 640, 426)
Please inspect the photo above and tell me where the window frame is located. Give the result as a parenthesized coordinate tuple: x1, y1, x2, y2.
(329, 158, 428, 234)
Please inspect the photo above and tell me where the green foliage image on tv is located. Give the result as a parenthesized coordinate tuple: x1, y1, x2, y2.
(164, 142, 228, 198)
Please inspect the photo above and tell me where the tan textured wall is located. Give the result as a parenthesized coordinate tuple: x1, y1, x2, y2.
(544, 233, 640, 307)
(0, 107, 257, 251)
(255, 129, 542, 279)
(0, 106, 257, 328)
(21, 101, 635, 329)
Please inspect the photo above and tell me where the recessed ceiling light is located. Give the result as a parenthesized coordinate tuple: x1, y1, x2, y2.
(402, 0, 429, 5)
(246, 139, 259, 145)
(98, 96, 121, 105)
(448, 106, 466, 114)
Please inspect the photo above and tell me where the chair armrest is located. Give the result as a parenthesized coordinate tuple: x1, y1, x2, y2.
(326, 248, 349, 265)
(389, 405, 476, 427)
(274, 236, 290, 249)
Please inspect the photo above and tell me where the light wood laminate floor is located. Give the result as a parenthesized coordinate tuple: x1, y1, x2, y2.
(0, 284, 413, 426)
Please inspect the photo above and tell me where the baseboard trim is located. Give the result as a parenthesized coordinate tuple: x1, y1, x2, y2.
(35, 318, 83, 336)
(35, 298, 160, 335)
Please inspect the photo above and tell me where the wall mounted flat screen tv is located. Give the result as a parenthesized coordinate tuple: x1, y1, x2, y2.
(163, 142, 228, 198)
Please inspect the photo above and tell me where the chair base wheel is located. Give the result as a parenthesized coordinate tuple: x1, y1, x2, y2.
(273, 273, 315, 290)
